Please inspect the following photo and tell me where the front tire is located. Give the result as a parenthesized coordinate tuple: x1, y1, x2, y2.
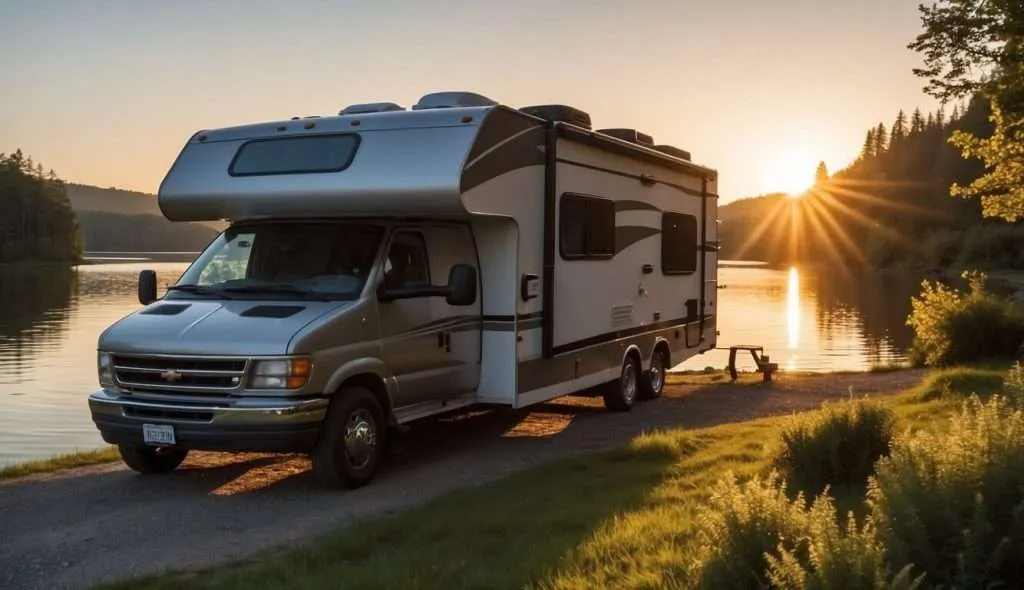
(312, 386, 386, 489)
(603, 354, 641, 412)
(118, 445, 188, 474)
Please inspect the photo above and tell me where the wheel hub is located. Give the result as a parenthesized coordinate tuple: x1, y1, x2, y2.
(343, 409, 377, 469)
(622, 362, 638, 403)
(650, 354, 665, 392)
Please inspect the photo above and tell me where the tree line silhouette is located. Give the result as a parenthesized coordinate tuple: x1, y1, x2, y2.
(0, 150, 82, 263)
(719, 95, 1023, 270)
(0, 149, 218, 263)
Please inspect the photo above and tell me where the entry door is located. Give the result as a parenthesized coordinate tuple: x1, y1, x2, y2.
(377, 224, 481, 408)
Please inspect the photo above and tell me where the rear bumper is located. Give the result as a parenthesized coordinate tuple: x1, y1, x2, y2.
(88, 389, 328, 453)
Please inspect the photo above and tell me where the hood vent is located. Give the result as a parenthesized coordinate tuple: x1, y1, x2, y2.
(598, 128, 654, 146)
(141, 304, 191, 316)
(240, 305, 305, 319)
(520, 104, 592, 130)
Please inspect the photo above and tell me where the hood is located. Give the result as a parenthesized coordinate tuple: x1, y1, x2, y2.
(99, 299, 353, 356)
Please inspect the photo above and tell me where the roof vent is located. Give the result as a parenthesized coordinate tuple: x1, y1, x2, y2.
(598, 128, 655, 146)
(520, 104, 592, 130)
(654, 144, 692, 161)
(339, 102, 405, 115)
(412, 91, 498, 110)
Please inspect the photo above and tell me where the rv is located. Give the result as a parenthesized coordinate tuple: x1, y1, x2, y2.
(88, 91, 719, 488)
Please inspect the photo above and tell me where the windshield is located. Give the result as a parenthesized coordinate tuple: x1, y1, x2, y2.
(169, 222, 384, 301)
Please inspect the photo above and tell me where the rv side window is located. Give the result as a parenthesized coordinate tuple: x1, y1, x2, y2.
(560, 194, 615, 259)
(384, 232, 431, 289)
(661, 212, 698, 274)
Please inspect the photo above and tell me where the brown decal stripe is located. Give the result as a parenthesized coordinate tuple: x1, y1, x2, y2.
(614, 225, 661, 254)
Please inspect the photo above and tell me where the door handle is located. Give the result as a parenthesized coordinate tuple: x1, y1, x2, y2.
(444, 332, 451, 353)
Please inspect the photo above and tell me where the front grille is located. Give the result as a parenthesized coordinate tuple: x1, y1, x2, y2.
(112, 355, 247, 392)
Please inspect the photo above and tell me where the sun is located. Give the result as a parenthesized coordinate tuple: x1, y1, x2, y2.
(762, 147, 817, 197)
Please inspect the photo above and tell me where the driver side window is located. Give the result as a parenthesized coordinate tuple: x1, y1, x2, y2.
(384, 232, 430, 289)
(197, 233, 254, 285)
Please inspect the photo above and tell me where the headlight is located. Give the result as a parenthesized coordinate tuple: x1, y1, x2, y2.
(98, 352, 114, 387)
(249, 356, 311, 390)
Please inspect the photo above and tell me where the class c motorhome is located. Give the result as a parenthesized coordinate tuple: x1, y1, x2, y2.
(88, 91, 720, 488)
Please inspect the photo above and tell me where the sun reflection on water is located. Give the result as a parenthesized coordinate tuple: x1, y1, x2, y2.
(787, 266, 801, 352)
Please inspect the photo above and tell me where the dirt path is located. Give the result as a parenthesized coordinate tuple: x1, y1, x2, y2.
(0, 370, 926, 590)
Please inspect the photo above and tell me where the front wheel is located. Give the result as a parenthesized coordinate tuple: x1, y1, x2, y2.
(603, 354, 641, 412)
(312, 386, 386, 489)
(118, 445, 188, 474)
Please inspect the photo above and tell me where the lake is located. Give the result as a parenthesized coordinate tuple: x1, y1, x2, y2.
(0, 258, 920, 467)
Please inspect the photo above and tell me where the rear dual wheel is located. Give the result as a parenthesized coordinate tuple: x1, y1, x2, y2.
(603, 348, 668, 411)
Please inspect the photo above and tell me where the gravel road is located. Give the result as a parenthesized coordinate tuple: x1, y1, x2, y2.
(0, 370, 926, 590)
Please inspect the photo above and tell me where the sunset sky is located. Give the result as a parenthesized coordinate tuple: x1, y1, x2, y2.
(1, 0, 939, 201)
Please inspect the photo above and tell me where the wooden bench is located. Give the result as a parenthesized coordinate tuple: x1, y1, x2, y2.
(727, 345, 779, 383)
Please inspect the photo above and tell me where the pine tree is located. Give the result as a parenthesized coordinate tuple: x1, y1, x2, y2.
(861, 128, 876, 159)
(891, 110, 908, 143)
(911, 108, 925, 133)
(936, 106, 946, 129)
(873, 123, 889, 156)
(815, 161, 829, 185)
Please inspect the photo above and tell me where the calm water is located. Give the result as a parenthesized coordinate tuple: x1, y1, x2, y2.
(0, 259, 919, 467)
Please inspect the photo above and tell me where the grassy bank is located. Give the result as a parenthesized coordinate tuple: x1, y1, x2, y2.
(99, 367, 1006, 590)
(0, 447, 118, 481)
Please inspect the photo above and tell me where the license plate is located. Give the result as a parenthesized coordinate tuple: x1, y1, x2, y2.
(142, 424, 176, 446)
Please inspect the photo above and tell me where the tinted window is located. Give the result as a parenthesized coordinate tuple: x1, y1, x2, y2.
(560, 194, 615, 259)
(229, 134, 359, 176)
(384, 232, 431, 289)
(173, 222, 384, 300)
(662, 212, 699, 274)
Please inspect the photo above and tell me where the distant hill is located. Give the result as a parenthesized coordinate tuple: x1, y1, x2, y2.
(717, 193, 791, 261)
(65, 183, 224, 253)
(66, 183, 163, 217)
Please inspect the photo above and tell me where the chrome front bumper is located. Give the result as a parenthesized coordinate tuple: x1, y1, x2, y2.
(88, 389, 329, 453)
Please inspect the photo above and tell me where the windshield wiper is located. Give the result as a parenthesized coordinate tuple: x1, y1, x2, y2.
(165, 284, 229, 298)
(222, 284, 332, 301)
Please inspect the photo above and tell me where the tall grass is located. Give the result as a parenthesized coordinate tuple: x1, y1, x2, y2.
(775, 396, 895, 497)
(906, 271, 1024, 366)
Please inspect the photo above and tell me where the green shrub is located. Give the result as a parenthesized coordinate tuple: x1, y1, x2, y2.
(692, 472, 919, 590)
(692, 472, 816, 588)
(868, 395, 1024, 587)
(775, 397, 895, 496)
(1005, 361, 1024, 406)
(906, 271, 1024, 366)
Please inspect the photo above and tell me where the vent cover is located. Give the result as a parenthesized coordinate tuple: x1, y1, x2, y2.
(239, 305, 305, 319)
(520, 104, 592, 130)
(655, 144, 692, 161)
(339, 102, 405, 115)
(141, 304, 191, 316)
(598, 128, 654, 146)
(412, 91, 498, 110)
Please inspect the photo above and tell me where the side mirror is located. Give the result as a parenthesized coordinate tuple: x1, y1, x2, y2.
(138, 270, 158, 305)
(446, 264, 477, 306)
